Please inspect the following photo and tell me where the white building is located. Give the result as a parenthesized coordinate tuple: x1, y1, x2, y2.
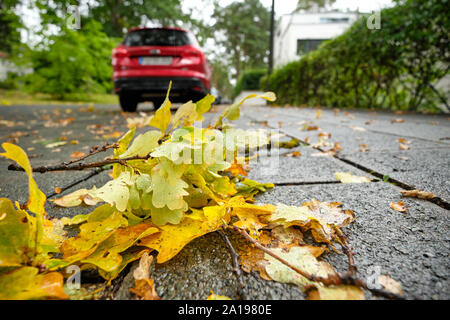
(274, 11, 360, 68)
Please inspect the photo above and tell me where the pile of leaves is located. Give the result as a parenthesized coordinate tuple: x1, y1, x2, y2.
(0, 88, 402, 300)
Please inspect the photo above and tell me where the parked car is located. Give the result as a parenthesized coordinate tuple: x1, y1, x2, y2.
(112, 27, 212, 112)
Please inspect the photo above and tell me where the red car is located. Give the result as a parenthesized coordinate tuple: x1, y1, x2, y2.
(112, 27, 212, 112)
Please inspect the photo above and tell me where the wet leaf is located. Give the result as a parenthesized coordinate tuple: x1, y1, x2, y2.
(335, 172, 371, 183)
(129, 252, 160, 300)
(378, 275, 403, 296)
(0, 267, 68, 300)
(0, 198, 32, 266)
(207, 291, 231, 300)
(53, 189, 101, 207)
(400, 190, 434, 199)
(390, 201, 408, 213)
(307, 285, 365, 300)
(265, 246, 336, 290)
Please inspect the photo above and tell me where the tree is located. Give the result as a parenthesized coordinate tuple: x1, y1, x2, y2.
(0, 0, 23, 53)
(87, 0, 188, 38)
(296, 0, 336, 11)
(213, 0, 270, 80)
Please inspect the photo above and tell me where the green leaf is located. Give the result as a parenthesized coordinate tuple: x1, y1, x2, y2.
(150, 158, 189, 211)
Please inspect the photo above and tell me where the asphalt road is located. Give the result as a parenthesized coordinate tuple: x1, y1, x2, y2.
(0, 102, 449, 300)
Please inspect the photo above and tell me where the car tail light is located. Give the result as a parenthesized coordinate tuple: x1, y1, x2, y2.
(112, 47, 129, 66)
(113, 47, 129, 58)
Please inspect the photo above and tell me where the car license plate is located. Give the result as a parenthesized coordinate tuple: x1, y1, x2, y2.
(139, 56, 172, 65)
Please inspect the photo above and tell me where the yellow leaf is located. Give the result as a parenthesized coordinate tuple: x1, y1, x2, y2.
(335, 172, 371, 183)
(52, 189, 101, 207)
(307, 285, 365, 300)
(0, 267, 68, 300)
(149, 81, 172, 133)
(265, 246, 336, 290)
(0, 198, 32, 266)
(207, 291, 231, 300)
(139, 210, 225, 263)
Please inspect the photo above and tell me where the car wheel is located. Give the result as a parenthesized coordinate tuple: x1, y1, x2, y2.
(119, 94, 138, 112)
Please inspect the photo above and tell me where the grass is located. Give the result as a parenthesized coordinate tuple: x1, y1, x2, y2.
(0, 89, 118, 106)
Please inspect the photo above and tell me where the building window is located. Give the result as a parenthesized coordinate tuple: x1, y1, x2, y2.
(297, 39, 326, 55)
(319, 17, 350, 23)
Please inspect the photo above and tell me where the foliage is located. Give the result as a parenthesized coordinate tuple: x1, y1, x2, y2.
(213, 0, 270, 80)
(265, 0, 450, 112)
(0, 0, 22, 54)
(0, 89, 403, 300)
(22, 21, 117, 99)
(234, 69, 267, 98)
(296, 0, 336, 11)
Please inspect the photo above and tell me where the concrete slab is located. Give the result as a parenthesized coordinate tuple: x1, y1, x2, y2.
(341, 148, 450, 202)
(256, 182, 450, 300)
(246, 145, 370, 184)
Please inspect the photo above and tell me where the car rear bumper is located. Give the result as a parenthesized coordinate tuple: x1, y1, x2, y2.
(114, 76, 207, 101)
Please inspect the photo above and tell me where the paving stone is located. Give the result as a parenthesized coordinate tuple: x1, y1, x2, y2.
(341, 148, 450, 202)
(256, 182, 450, 300)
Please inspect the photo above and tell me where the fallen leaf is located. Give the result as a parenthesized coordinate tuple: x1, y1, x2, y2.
(45, 141, 67, 148)
(53, 189, 101, 207)
(390, 201, 408, 213)
(70, 151, 86, 158)
(335, 172, 371, 183)
(284, 151, 301, 157)
(391, 118, 404, 123)
(207, 291, 231, 300)
(307, 285, 365, 300)
(129, 252, 160, 300)
(399, 143, 409, 150)
(316, 109, 322, 119)
(400, 190, 434, 199)
(378, 275, 403, 296)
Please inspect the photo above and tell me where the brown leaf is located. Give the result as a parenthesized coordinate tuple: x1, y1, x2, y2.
(130, 252, 160, 300)
(391, 118, 404, 123)
(284, 151, 301, 157)
(398, 143, 409, 150)
(378, 275, 403, 296)
(390, 201, 408, 213)
(400, 190, 434, 200)
(70, 151, 86, 158)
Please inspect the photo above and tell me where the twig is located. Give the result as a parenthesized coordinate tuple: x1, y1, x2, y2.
(232, 226, 405, 300)
(62, 143, 118, 166)
(333, 226, 357, 276)
(217, 230, 247, 300)
(8, 154, 152, 173)
(45, 166, 109, 199)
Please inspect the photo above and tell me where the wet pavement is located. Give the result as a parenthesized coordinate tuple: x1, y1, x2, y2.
(0, 102, 448, 300)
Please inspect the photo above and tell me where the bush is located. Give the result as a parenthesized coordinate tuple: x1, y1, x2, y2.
(22, 21, 118, 100)
(234, 69, 267, 97)
(266, 0, 450, 112)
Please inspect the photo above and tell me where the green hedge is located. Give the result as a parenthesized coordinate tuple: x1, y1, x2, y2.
(22, 21, 118, 100)
(265, 0, 449, 112)
(234, 69, 267, 97)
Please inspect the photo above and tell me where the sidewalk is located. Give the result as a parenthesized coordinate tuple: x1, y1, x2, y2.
(0, 103, 448, 299)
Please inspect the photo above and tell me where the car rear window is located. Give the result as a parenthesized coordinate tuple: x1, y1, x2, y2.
(124, 29, 192, 46)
